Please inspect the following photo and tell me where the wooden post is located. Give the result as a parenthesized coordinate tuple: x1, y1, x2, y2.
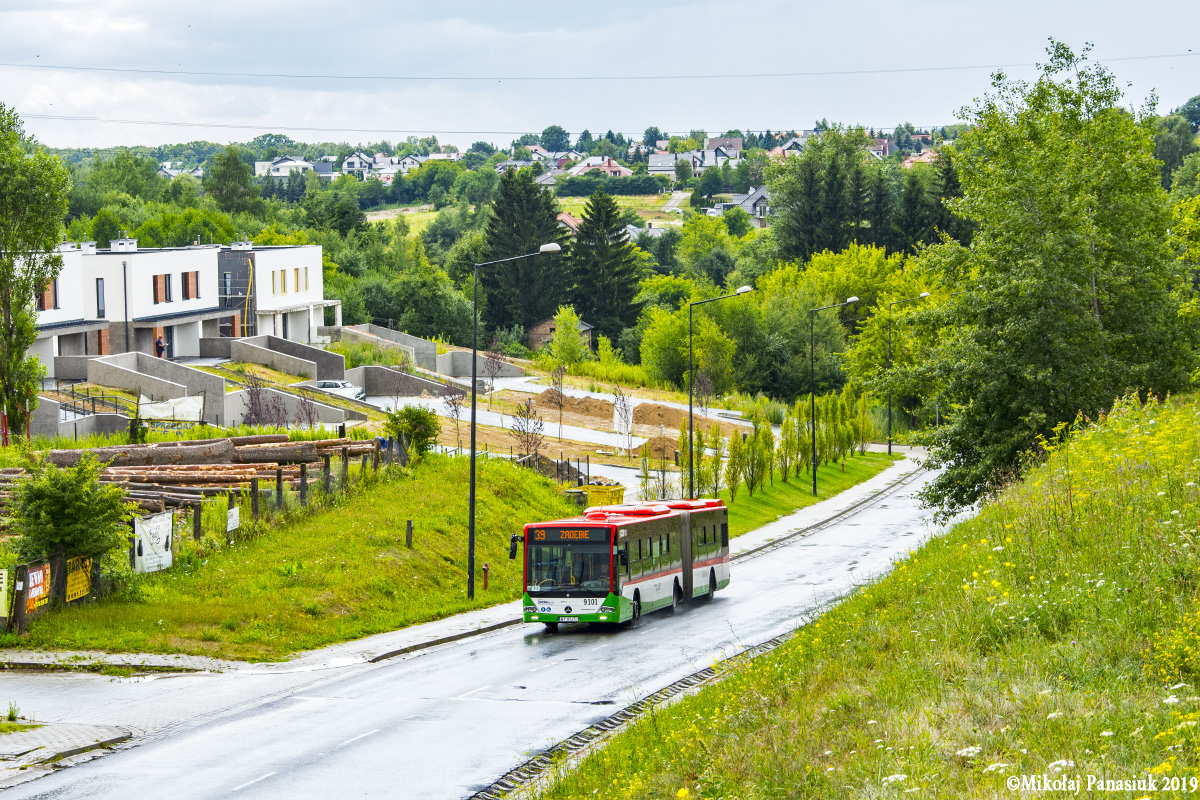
(10, 564, 27, 634)
(323, 454, 331, 493)
(193, 503, 202, 541)
(398, 433, 408, 467)
(360, 453, 368, 483)
(52, 544, 65, 604)
(338, 423, 346, 439)
(250, 477, 259, 520)
(276, 468, 284, 508)
(373, 440, 380, 474)
(406, 519, 413, 549)
(299, 463, 308, 506)
(341, 446, 349, 490)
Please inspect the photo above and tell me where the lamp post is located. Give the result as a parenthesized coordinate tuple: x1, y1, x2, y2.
(467, 242, 561, 599)
(809, 296, 859, 497)
(886, 292, 930, 456)
(688, 286, 752, 498)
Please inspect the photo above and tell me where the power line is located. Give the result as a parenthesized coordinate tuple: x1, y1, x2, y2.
(20, 113, 952, 138)
(1, 51, 1195, 83)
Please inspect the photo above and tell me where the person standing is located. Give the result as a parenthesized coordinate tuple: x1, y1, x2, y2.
(155, 335, 165, 358)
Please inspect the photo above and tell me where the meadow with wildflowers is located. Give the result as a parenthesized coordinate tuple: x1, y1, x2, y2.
(538, 393, 1200, 798)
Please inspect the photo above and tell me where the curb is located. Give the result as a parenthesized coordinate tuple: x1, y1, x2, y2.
(367, 618, 522, 663)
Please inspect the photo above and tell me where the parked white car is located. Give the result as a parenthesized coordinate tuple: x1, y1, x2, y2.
(315, 380, 366, 401)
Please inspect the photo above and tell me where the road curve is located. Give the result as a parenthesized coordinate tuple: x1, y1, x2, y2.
(0, 470, 942, 799)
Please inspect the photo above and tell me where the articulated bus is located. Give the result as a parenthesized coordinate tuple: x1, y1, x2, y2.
(509, 499, 731, 629)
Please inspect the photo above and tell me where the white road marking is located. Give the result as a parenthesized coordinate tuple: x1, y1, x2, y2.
(456, 684, 491, 699)
(339, 729, 380, 747)
(529, 662, 556, 672)
(232, 772, 277, 791)
(589, 644, 609, 651)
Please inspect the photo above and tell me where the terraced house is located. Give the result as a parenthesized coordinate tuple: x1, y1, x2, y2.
(31, 237, 340, 378)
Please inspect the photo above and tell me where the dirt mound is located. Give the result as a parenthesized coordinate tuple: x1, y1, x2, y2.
(643, 435, 678, 461)
(535, 393, 614, 420)
(633, 403, 687, 429)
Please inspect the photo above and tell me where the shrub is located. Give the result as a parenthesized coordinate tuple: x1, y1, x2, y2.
(385, 405, 440, 456)
(12, 454, 135, 562)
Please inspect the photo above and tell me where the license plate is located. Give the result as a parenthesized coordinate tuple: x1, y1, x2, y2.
(558, 616, 579, 622)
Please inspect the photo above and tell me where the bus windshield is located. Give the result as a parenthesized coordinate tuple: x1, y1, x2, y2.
(528, 542, 611, 592)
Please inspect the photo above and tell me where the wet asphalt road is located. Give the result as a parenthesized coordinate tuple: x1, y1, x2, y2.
(0, 471, 939, 799)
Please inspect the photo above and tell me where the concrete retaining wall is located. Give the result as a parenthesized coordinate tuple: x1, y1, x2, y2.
(224, 387, 347, 426)
(435, 350, 525, 379)
(199, 337, 233, 359)
(32, 397, 130, 439)
(231, 340, 317, 380)
(53, 356, 98, 381)
(87, 352, 225, 424)
(345, 365, 451, 398)
(236, 335, 343, 381)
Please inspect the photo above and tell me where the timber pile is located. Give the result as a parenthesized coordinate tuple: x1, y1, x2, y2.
(24, 435, 384, 514)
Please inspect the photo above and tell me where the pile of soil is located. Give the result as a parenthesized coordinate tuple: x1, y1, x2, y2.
(535, 393, 615, 420)
(530, 454, 586, 483)
(643, 435, 678, 462)
(633, 402, 687, 429)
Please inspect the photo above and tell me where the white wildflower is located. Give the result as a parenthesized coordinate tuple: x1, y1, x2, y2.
(956, 746, 982, 757)
(1048, 760, 1075, 774)
(1100, 731, 1114, 737)
(882, 774, 906, 785)
(983, 763, 1012, 773)
(1171, 683, 1191, 690)
(1165, 695, 1181, 705)
(1047, 711, 1064, 719)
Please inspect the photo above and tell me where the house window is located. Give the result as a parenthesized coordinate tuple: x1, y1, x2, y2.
(223, 272, 232, 302)
(153, 274, 168, 304)
(37, 280, 57, 311)
(272, 271, 278, 295)
(294, 268, 300, 293)
(304, 267, 309, 291)
(96, 278, 105, 318)
(281, 270, 287, 294)
(164, 274, 172, 302)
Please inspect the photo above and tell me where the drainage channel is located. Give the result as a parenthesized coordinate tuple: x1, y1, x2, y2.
(466, 466, 927, 800)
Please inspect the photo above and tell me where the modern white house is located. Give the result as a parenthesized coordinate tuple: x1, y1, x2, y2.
(32, 238, 340, 378)
(253, 156, 315, 178)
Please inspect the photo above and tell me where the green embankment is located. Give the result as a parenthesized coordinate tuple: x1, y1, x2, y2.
(540, 395, 1200, 799)
(8, 456, 575, 662)
(722, 452, 898, 538)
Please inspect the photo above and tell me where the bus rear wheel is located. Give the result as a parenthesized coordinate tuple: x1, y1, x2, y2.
(701, 571, 716, 603)
(670, 584, 683, 614)
(543, 622, 559, 633)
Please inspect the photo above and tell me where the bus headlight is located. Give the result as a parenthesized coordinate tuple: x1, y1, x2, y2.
(523, 606, 537, 613)
(599, 606, 615, 613)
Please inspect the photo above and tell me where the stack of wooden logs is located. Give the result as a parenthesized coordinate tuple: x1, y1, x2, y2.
(28, 434, 387, 514)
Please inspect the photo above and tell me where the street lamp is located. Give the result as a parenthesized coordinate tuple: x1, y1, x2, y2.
(887, 292, 930, 456)
(688, 285, 752, 498)
(467, 241, 561, 599)
(809, 296, 859, 497)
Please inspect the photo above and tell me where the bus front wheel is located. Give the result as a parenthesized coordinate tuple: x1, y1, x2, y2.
(625, 595, 641, 628)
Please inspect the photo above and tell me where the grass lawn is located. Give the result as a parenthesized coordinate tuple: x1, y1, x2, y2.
(6, 456, 576, 662)
(721, 452, 900, 538)
(539, 395, 1200, 799)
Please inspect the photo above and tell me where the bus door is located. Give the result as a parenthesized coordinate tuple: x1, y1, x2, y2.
(680, 510, 693, 598)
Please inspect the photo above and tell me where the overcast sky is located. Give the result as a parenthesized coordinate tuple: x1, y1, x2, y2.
(2, 0, 1197, 151)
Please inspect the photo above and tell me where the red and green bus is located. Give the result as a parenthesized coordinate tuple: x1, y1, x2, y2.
(509, 498, 731, 629)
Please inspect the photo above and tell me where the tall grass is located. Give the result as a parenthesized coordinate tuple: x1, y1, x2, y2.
(326, 340, 414, 370)
(540, 394, 1200, 798)
(8, 455, 577, 661)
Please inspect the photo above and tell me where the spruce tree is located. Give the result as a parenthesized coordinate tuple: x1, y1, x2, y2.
(569, 188, 642, 341)
(480, 169, 567, 332)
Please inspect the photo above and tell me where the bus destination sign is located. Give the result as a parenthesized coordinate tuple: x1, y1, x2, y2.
(530, 527, 609, 542)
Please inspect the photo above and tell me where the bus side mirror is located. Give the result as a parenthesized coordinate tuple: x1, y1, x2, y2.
(509, 534, 520, 560)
